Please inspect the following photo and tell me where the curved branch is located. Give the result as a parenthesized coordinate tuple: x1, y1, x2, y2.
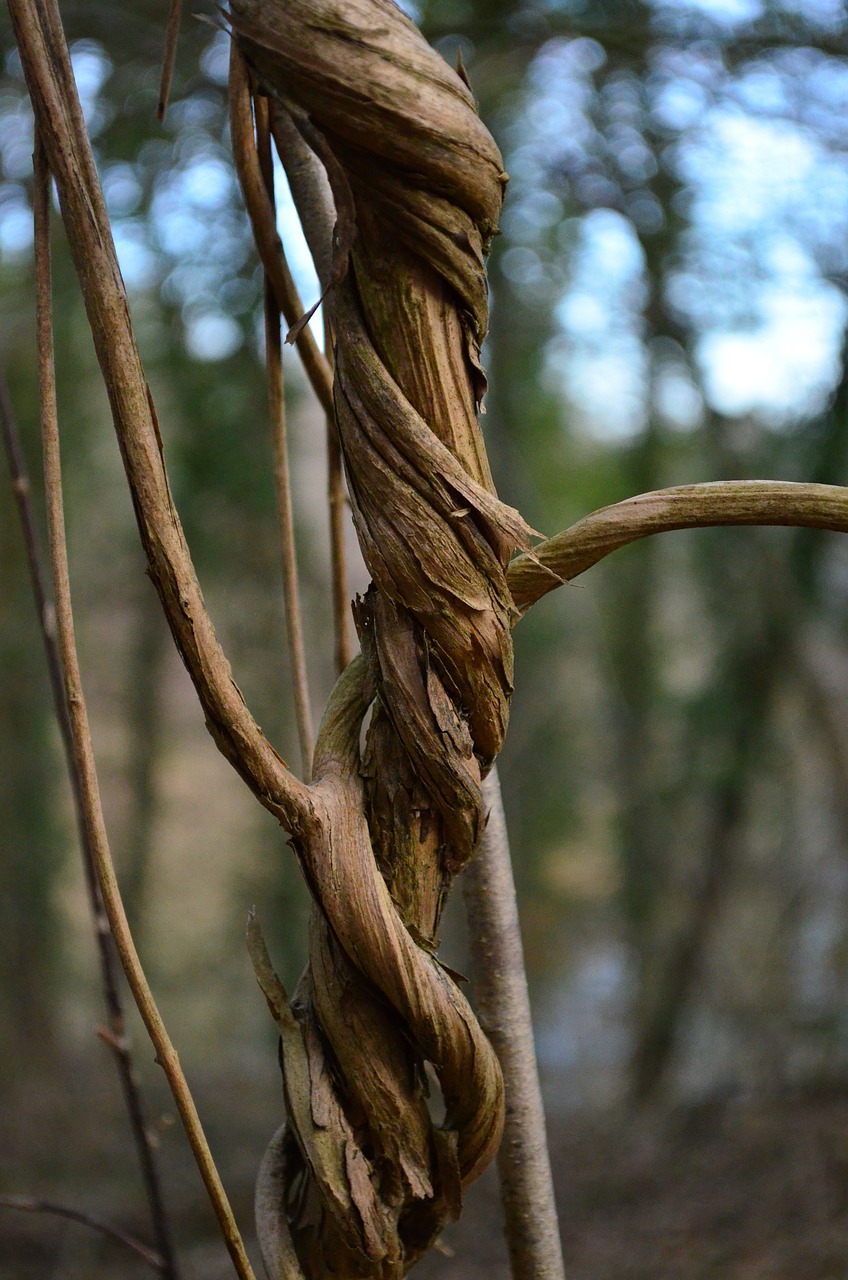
(9, 0, 310, 834)
(508, 480, 848, 612)
(0, 1196, 165, 1273)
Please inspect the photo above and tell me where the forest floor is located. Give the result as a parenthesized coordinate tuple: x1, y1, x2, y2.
(4, 1054, 848, 1280)
(423, 1085, 848, 1280)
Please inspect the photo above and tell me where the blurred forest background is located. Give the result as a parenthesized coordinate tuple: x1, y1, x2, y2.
(4, 0, 848, 1276)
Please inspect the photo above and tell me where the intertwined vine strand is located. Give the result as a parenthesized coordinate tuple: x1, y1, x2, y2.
(230, 0, 532, 1271)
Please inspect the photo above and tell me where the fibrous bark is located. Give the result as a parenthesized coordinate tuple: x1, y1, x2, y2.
(229, 2, 532, 1274)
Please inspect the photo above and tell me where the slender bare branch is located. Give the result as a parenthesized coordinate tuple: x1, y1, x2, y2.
(462, 769, 565, 1280)
(32, 129, 257, 1280)
(255, 90, 314, 778)
(0, 364, 180, 1279)
(157, 0, 183, 122)
(0, 1195, 166, 1273)
(509, 480, 848, 612)
(324, 314, 352, 675)
(228, 47, 334, 419)
(269, 116, 351, 674)
(9, 0, 310, 835)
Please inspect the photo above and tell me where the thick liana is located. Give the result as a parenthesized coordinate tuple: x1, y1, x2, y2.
(231, 1, 532, 1275)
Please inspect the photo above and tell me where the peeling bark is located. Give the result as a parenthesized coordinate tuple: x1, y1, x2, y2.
(230, 2, 530, 1273)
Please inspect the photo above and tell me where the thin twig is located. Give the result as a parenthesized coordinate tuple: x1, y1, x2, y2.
(0, 368, 180, 1279)
(228, 46, 334, 418)
(269, 114, 351, 674)
(462, 769, 565, 1280)
(255, 90, 314, 779)
(157, 0, 182, 122)
(323, 311, 352, 674)
(33, 130, 257, 1280)
(509, 479, 848, 612)
(0, 1195, 166, 1273)
(17, 145, 180, 1280)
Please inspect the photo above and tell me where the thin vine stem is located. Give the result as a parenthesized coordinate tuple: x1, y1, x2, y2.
(156, 0, 182, 121)
(509, 479, 848, 612)
(228, 47, 334, 419)
(255, 89, 315, 778)
(268, 114, 351, 675)
(0, 1196, 166, 1274)
(0, 365, 180, 1280)
(33, 132, 257, 1280)
(323, 311, 352, 674)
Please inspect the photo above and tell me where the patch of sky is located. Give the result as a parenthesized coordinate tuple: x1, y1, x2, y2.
(682, 110, 817, 235)
(697, 277, 847, 422)
(183, 157, 233, 210)
(507, 22, 848, 433)
(185, 311, 243, 362)
(0, 192, 32, 259)
(163, 92, 222, 135)
(779, 0, 846, 30)
(651, 0, 764, 27)
(651, 77, 709, 132)
(151, 156, 240, 256)
(655, 364, 704, 432)
(547, 210, 649, 438)
(103, 164, 143, 218)
(0, 101, 33, 182)
(3, 48, 23, 79)
(805, 58, 848, 116)
(69, 40, 112, 135)
(200, 30, 231, 87)
(501, 39, 599, 197)
(273, 155, 324, 345)
(731, 63, 790, 116)
(114, 221, 156, 292)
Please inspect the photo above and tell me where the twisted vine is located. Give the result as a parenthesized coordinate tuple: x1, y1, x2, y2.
(230, 1, 533, 1273)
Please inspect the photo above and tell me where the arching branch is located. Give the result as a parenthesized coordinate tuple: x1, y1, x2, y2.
(509, 480, 848, 613)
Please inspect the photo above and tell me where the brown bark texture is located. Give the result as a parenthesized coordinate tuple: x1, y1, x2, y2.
(230, 2, 534, 1272)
